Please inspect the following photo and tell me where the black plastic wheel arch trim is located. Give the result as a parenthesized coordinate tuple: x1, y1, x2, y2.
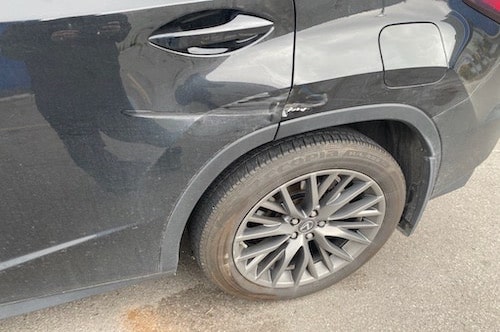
(158, 103, 441, 272)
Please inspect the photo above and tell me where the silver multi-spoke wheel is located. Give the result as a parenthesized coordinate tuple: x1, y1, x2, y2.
(191, 129, 405, 299)
(233, 170, 385, 287)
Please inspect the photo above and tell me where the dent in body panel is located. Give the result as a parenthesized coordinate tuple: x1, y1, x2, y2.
(0, 0, 294, 304)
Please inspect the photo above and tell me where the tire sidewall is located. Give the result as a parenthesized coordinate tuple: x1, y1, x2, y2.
(202, 140, 405, 299)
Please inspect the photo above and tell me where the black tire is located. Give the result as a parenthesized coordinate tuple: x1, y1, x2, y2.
(190, 128, 406, 299)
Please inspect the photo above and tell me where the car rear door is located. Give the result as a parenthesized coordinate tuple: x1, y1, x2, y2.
(0, 0, 294, 306)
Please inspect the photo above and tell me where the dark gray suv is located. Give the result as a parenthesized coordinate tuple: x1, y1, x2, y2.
(0, 0, 498, 318)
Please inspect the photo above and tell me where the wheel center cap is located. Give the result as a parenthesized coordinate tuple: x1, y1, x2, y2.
(298, 220, 315, 233)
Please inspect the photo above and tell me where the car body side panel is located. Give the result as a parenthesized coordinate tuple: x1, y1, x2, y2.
(0, 0, 294, 306)
(287, 0, 499, 231)
(431, 0, 500, 196)
(290, 0, 473, 117)
(0, 0, 498, 318)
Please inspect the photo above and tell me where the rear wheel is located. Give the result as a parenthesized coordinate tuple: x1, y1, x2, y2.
(190, 129, 406, 299)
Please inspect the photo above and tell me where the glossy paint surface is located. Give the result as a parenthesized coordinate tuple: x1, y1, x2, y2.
(0, 0, 498, 316)
(0, 0, 294, 304)
(288, 0, 499, 220)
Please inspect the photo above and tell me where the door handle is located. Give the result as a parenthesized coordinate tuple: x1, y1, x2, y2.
(148, 12, 274, 56)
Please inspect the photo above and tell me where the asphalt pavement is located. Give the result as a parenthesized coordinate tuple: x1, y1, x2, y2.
(1, 143, 498, 332)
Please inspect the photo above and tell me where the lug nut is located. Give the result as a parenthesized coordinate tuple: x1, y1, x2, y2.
(305, 233, 314, 240)
(291, 232, 298, 239)
(318, 221, 326, 227)
(290, 218, 299, 225)
(310, 210, 318, 217)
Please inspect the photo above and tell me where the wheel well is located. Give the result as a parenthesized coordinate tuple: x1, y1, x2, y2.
(349, 120, 431, 232)
(185, 120, 430, 240)
(163, 104, 440, 272)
